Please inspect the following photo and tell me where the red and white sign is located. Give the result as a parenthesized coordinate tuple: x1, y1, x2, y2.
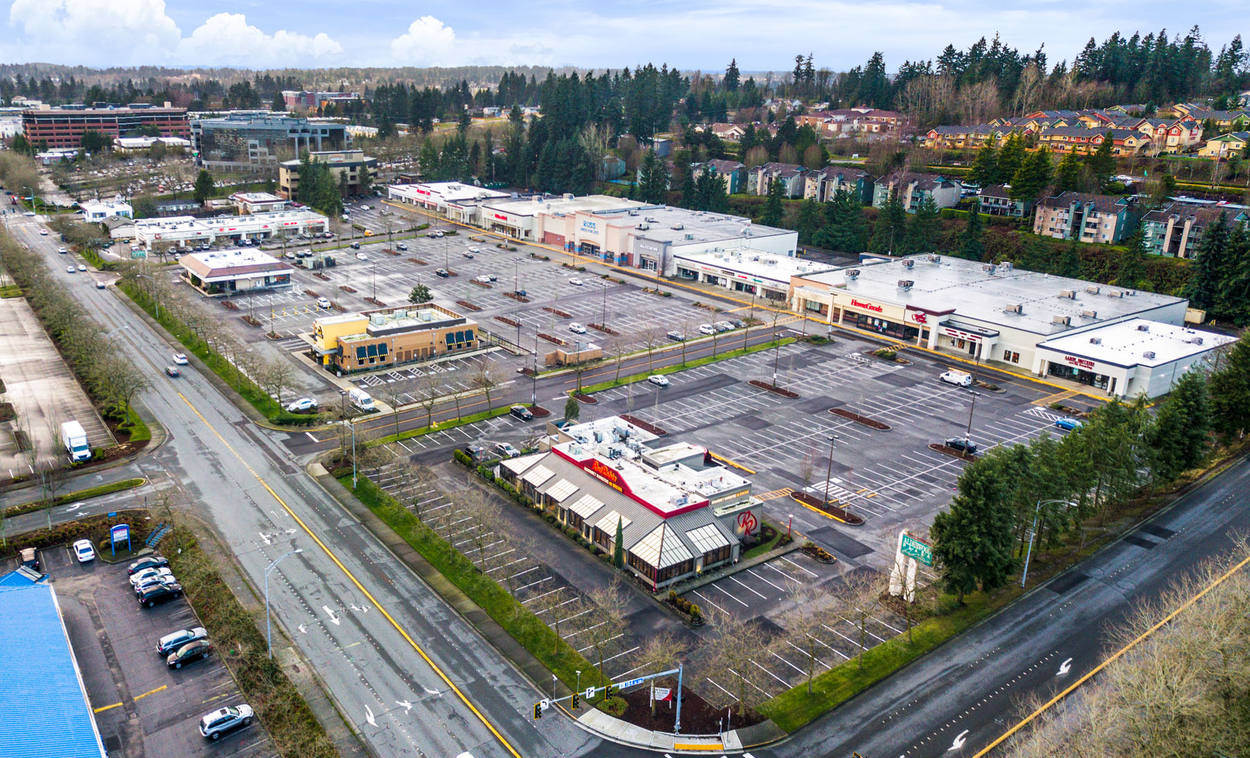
(850, 298, 883, 313)
(493, 213, 509, 221)
(909, 311, 927, 324)
(1063, 355, 1096, 370)
(652, 687, 673, 701)
(736, 510, 758, 537)
(941, 326, 983, 343)
(414, 187, 430, 195)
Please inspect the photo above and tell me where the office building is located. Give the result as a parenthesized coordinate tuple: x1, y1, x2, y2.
(191, 113, 348, 168)
(22, 104, 189, 150)
(278, 149, 377, 199)
(178, 248, 295, 296)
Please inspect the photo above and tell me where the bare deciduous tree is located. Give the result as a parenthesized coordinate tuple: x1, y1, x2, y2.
(471, 358, 508, 412)
(584, 580, 629, 681)
(640, 326, 665, 373)
(703, 605, 770, 726)
(842, 568, 885, 670)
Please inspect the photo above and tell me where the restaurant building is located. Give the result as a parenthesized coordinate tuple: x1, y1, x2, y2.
(178, 249, 294, 296)
(311, 304, 480, 372)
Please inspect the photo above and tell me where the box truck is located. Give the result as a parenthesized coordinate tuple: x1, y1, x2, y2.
(349, 388, 374, 411)
(60, 420, 91, 462)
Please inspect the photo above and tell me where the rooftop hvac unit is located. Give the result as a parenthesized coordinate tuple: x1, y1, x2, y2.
(1107, 290, 1124, 298)
(1189, 336, 1204, 345)
(1052, 315, 1071, 325)
(563, 193, 574, 201)
(1125, 289, 1136, 296)
(982, 264, 995, 273)
(628, 209, 639, 216)
(636, 224, 649, 230)
(1000, 261, 1014, 271)
(1137, 324, 1150, 332)
(1089, 336, 1102, 344)
(903, 258, 915, 269)
(1143, 350, 1156, 359)
(1004, 303, 1024, 314)
(671, 223, 684, 230)
(1080, 309, 1098, 318)
(685, 233, 694, 240)
(645, 217, 657, 223)
(926, 254, 940, 263)
(846, 269, 860, 279)
(897, 279, 914, 289)
(1086, 285, 1101, 294)
(1059, 289, 1077, 299)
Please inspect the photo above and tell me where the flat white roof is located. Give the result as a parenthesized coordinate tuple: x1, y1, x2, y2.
(800, 255, 1185, 335)
(633, 206, 794, 246)
(135, 208, 328, 236)
(232, 192, 284, 203)
(388, 182, 509, 205)
(676, 247, 835, 285)
(1037, 319, 1234, 367)
(182, 248, 285, 268)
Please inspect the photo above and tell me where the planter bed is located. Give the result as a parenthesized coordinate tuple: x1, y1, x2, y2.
(503, 291, 531, 303)
(408, 257, 429, 265)
(538, 332, 567, 346)
(573, 393, 597, 404)
(542, 306, 572, 318)
(589, 323, 620, 336)
(929, 443, 978, 461)
(494, 315, 521, 327)
(749, 379, 799, 399)
(789, 490, 865, 526)
(529, 405, 551, 418)
(455, 300, 482, 312)
(829, 407, 891, 430)
(619, 414, 667, 436)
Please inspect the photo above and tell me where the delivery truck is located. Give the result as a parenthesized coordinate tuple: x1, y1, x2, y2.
(60, 420, 91, 462)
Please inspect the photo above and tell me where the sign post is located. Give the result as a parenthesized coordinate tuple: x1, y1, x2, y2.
(109, 523, 131, 557)
(889, 530, 931, 603)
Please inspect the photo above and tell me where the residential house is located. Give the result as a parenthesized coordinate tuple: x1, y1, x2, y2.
(922, 125, 997, 150)
(1197, 131, 1250, 159)
(1187, 108, 1250, 131)
(749, 162, 806, 197)
(977, 184, 1032, 218)
(1036, 127, 1151, 155)
(1140, 203, 1247, 257)
(707, 123, 746, 142)
(1106, 104, 1148, 117)
(803, 166, 873, 204)
(1160, 119, 1204, 152)
(694, 159, 746, 194)
(872, 172, 961, 213)
(1033, 192, 1136, 244)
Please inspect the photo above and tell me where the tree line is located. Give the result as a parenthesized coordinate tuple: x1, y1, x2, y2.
(932, 333, 1250, 601)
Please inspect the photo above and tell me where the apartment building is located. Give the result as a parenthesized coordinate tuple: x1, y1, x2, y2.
(872, 172, 961, 213)
(802, 166, 873, 204)
(1140, 202, 1246, 257)
(1033, 192, 1135, 244)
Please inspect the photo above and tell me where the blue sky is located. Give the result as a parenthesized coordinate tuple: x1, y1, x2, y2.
(2, 0, 1244, 72)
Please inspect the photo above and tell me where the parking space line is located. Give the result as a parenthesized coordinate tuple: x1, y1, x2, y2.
(778, 555, 819, 578)
(785, 639, 835, 668)
(93, 701, 123, 714)
(745, 567, 791, 593)
(708, 582, 751, 607)
(770, 650, 807, 677)
(727, 575, 768, 600)
(691, 589, 729, 616)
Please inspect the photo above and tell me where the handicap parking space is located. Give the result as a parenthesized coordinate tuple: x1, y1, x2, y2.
(52, 549, 275, 758)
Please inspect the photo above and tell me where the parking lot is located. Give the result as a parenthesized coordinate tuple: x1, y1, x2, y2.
(47, 545, 274, 758)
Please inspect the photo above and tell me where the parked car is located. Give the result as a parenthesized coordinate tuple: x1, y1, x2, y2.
(944, 437, 978, 455)
(396, 243, 408, 251)
(198, 704, 254, 741)
(473, 274, 492, 284)
(713, 321, 734, 332)
(286, 397, 318, 413)
(510, 405, 534, 421)
(462, 444, 488, 463)
(435, 268, 450, 278)
(156, 627, 208, 656)
(666, 330, 685, 341)
(164, 366, 180, 378)
(317, 296, 331, 309)
(647, 374, 670, 387)
(133, 573, 178, 596)
(462, 250, 475, 259)
(128, 555, 169, 575)
(1054, 417, 1084, 431)
(513, 288, 527, 297)
(355, 252, 368, 261)
(171, 353, 188, 365)
(72, 539, 96, 563)
(130, 567, 173, 587)
(434, 230, 445, 238)
(494, 442, 521, 458)
(167, 639, 212, 669)
(568, 322, 587, 334)
(568, 277, 584, 286)
(939, 370, 973, 387)
(729, 318, 746, 328)
(137, 581, 183, 608)
(698, 323, 716, 335)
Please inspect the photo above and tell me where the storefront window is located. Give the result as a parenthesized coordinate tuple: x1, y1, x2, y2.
(1047, 362, 1110, 390)
(853, 313, 918, 341)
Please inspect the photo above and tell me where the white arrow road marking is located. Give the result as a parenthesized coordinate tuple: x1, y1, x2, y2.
(423, 686, 441, 697)
(65, 502, 83, 512)
(365, 706, 376, 727)
(322, 605, 341, 625)
(948, 729, 969, 751)
(298, 624, 307, 634)
(1057, 657, 1073, 676)
(258, 532, 272, 545)
(396, 700, 413, 713)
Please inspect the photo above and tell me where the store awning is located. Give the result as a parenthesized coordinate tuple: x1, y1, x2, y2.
(567, 494, 605, 520)
(522, 465, 555, 488)
(939, 320, 1000, 338)
(544, 478, 579, 503)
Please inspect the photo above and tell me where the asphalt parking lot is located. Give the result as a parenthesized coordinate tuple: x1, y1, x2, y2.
(48, 545, 274, 758)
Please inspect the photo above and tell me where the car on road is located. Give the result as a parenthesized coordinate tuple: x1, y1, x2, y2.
(128, 555, 169, 575)
(396, 243, 407, 251)
(58, 247, 68, 254)
(95, 280, 106, 289)
(355, 252, 368, 261)
(39, 229, 48, 236)
(510, 405, 534, 421)
(72, 539, 96, 563)
(67, 265, 76, 273)
(698, 323, 716, 335)
(939, 369, 973, 387)
(1054, 416, 1084, 431)
(494, 442, 521, 458)
(285, 397, 318, 413)
(944, 437, 978, 455)
(167, 639, 212, 669)
(317, 296, 331, 309)
(24, 211, 35, 217)
(568, 277, 584, 286)
(568, 322, 587, 334)
(137, 580, 183, 608)
(156, 627, 208, 656)
(172, 353, 188, 365)
(666, 330, 685, 341)
(647, 374, 670, 387)
(164, 365, 181, 378)
(435, 268, 450, 278)
(198, 704, 254, 741)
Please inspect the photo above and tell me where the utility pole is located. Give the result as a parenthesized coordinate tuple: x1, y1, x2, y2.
(822, 434, 839, 507)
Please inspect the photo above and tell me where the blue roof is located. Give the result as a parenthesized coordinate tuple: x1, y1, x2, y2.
(0, 573, 107, 758)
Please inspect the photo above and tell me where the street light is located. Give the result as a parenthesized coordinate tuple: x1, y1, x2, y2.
(822, 434, 839, 508)
(964, 390, 981, 443)
(1021, 499, 1074, 587)
(265, 548, 303, 658)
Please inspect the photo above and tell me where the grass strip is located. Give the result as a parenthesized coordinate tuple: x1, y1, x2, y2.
(0, 284, 21, 298)
(169, 530, 338, 758)
(758, 591, 1001, 731)
(2, 477, 147, 518)
(119, 281, 315, 426)
(367, 405, 514, 446)
(341, 474, 605, 691)
(575, 338, 795, 395)
(740, 521, 783, 562)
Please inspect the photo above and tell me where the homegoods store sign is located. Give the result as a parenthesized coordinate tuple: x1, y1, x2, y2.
(839, 294, 904, 319)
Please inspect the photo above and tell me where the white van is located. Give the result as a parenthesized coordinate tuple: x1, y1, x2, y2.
(939, 369, 973, 387)
(349, 388, 374, 411)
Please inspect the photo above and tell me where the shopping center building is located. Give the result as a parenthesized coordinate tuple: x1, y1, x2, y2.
(498, 416, 762, 590)
(790, 254, 1226, 397)
(134, 209, 329, 249)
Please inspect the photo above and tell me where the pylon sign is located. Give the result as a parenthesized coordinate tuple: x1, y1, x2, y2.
(889, 530, 924, 603)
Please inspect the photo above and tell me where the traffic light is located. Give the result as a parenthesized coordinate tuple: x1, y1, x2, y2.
(605, 684, 618, 697)
(571, 692, 580, 710)
(533, 702, 542, 720)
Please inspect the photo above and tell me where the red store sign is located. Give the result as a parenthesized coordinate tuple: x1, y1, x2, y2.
(909, 311, 928, 324)
(493, 213, 509, 221)
(942, 327, 982, 342)
(1064, 355, 1096, 370)
(850, 298, 883, 313)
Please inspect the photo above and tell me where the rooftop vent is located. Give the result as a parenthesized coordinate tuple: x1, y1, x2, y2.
(903, 259, 915, 269)
(1137, 324, 1150, 332)
(1143, 350, 1156, 359)
(897, 279, 914, 290)
(1086, 285, 1101, 294)
(1004, 303, 1024, 314)
(1189, 336, 1204, 345)
(1059, 289, 1076, 299)
(1107, 290, 1124, 298)
(1053, 315, 1072, 326)
(1089, 336, 1102, 344)
(982, 264, 995, 273)
(846, 269, 860, 279)
(1080, 309, 1098, 319)
(671, 224, 684, 230)
(926, 254, 940, 263)
(1000, 261, 1014, 271)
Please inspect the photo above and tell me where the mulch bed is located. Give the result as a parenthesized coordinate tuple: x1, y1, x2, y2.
(573, 393, 597, 404)
(620, 414, 667, 436)
(240, 315, 262, 327)
(748, 380, 799, 399)
(538, 332, 567, 346)
(503, 291, 531, 303)
(929, 443, 978, 462)
(221, 300, 239, 310)
(789, 490, 866, 526)
(408, 258, 429, 265)
(614, 680, 764, 733)
(470, 280, 492, 288)
(455, 300, 482, 312)
(303, 289, 320, 298)
(313, 273, 331, 281)
(529, 406, 551, 418)
(364, 297, 386, 307)
(829, 408, 891, 430)
(384, 248, 401, 256)
(543, 306, 572, 318)
(339, 285, 357, 294)
(590, 323, 620, 336)
(494, 315, 521, 327)
(800, 543, 837, 563)
(0, 402, 15, 423)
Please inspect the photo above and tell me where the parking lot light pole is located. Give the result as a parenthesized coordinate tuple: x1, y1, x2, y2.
(1022, 499, 1071, 587)
(964, 390, 981, 443)
(822, 434, 839, 506)
(600, 282, 608, 329)
(265, 548, 303, 658)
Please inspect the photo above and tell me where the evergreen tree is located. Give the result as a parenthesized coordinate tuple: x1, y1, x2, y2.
(193, 169, 214, 205)
(1055, 150, 1085, 192)
(679, 167, 696, 208)
(1115, 231, 1148, 289)
(931, 452, 1017, 601)
(408, 284, 432, 304)
(1009, 147, 1052, 202)
(1147, 370, 1211, 484)
(868, 192, 906, 254)
(1186, 215, 1230, 312)
(760, 179, 785, 227)
(271, 90, 286, 113)
(969, 143, 998, 187)
(959, 207, 985, 260)
(903, 195, 940, 253)
(1208, 333, 1250, 440)
(1058, 237, 1083, 277)
(613, 517, 625, 569)
(795, 199, 823, 244)
(995, 134, 1026, 184)
(816, 190, 867, 252)
(637, 150, 668, 204)
(1086, 134, 1116, 190)
(724, 59, 741, 91)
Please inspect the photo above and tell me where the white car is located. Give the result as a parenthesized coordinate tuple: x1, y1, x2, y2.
(698, 323, 716, 335)
(39, 229, 48, 235)
(199, 704, 254, 741)
(568, 277, 584, 286)
(647, 374, 670, 387)
(285, 397, 318, 413)
(23, 211, 35, 217)
(317, 296, 331, 309)
(396, 243, 408, 251)
(77, 264, 87, 272)
(939, 370, 973, 387)
(172, 353, 188, 365)
(473, 274, 492, 284)
(130, 567, 174, 587)
(568, 322, 587, 334)
(67, 265, 76, 273)
(58, 247, 68, 254)
(355, 252, 368, 261)
(72, 539, 96, 563)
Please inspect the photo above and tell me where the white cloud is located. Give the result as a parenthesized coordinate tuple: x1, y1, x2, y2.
(7, 0, 181, 64)
(389, 16, 458, 66)
(179, 13, 342, 66)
